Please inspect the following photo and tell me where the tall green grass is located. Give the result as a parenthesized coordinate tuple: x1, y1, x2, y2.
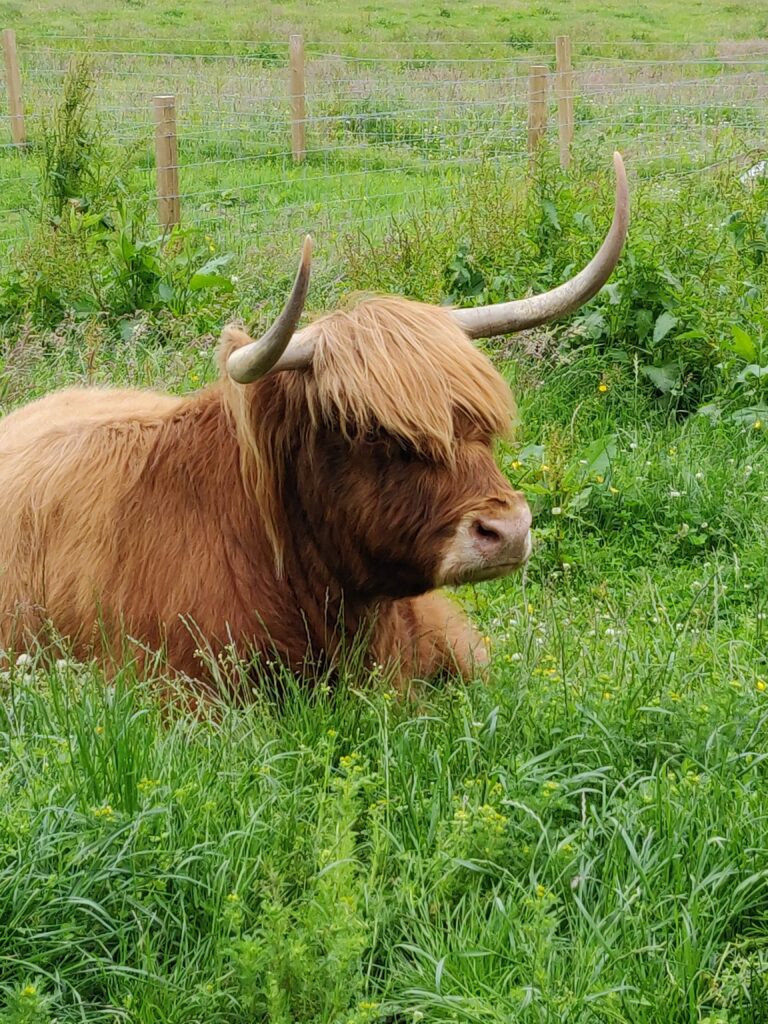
(2, 41, 768, 1020)
(2, 338, 768, 1021)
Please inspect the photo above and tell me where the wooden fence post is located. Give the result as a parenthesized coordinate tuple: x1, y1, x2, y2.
(153, 95, 180, 231)
(289, 33, 306, 162)
(555, 35, 574, 169)
(527, 64, 548, 164)
(2, 29, 26, 148)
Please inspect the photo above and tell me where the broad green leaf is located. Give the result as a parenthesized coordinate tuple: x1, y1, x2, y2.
(542, 199, 561, 232)
(516, 443, 545, 464)
(729, 325, 758, 362)
(674, 329, 707, 341)
(119, 320, 139, 344)
(652, 311, 678, 346)
(195, 253, 234, 276)
(119, 233, 135, 263)
(735, 363, 768, 384)
(641, 363, 679, 393)
(659, 268, 683, 292)
(188, 272, 235, 293)
(563, 435, 617, 489)
(567, 485, 594, 513)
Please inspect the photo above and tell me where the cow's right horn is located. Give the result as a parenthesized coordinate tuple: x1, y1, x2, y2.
(227, 235, 314, 383)
(451, 151, 629, 339)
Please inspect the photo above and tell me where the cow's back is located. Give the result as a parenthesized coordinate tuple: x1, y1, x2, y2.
(0, 386, 184, 447)
(0, 386, 186, 656)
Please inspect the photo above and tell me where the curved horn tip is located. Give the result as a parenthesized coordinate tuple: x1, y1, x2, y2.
(225, 233, 315, 384)
(450, 152, 630, 340)
(612, 150, 630, 230)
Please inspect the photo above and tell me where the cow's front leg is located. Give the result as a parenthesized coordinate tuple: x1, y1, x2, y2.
(377, 591, 489, 697)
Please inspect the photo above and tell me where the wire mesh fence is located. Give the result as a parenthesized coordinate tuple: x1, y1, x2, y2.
(0, 33, 766, 256)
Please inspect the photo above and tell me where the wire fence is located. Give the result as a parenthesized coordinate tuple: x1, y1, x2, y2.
(0, 33, 766, 254)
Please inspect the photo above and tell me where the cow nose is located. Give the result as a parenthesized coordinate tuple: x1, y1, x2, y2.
(470, 509, 532, 564)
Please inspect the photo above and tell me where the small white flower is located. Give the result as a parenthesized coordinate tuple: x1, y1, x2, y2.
(551, 506, 563, 516)
(15, 653, 30, 666)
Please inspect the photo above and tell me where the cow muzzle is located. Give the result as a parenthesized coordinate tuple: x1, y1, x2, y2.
(436, 500, 533, 586)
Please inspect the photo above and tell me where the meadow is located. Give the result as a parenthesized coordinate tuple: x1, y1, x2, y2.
(1, 2, 768, 1023)
(8, 0, 768, 52)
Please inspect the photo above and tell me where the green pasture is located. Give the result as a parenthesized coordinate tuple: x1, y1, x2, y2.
(1, 2, 768, 1022)
(9, 0, 768, 52)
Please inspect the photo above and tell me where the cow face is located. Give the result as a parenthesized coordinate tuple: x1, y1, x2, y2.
(292, 424, 532, 600)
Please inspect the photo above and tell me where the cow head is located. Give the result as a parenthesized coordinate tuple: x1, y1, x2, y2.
(220, 154, 629, 601)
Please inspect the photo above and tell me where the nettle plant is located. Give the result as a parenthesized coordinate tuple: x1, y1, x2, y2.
(501, 430, 618, 567)
(0, 205, 235, 329)
(0, 56, 236, 332)
(700, 324, 768, 429)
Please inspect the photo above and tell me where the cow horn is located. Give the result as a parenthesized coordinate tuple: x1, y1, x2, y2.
(227, 235, 314, 383)
(451, 151, 629, 339)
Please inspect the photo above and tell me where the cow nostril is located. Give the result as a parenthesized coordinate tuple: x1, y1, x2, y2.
(472, 519, 502, 546)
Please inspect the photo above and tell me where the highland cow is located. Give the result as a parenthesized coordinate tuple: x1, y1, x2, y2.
(0, 155, 629, 695)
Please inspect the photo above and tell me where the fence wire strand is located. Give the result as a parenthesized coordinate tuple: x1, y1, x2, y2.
(0, 37, 765, 251)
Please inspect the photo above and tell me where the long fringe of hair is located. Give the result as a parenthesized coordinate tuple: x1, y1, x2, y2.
(219, 296, 516, 571)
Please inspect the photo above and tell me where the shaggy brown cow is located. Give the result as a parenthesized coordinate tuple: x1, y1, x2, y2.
(0, 154, 629, 694)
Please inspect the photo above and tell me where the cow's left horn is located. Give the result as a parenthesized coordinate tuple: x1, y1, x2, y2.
(451, 151, 629, 339)
(227, 235, 314, 383)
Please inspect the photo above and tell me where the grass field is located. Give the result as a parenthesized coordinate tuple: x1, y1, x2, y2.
(3, 329, 768, 1023)
(10, 0, 768, 50)
(1, 2, 768, 1023)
